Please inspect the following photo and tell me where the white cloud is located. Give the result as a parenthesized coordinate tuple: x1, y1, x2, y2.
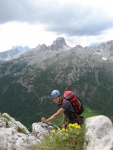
(0, 0, 113, 52)
(0, 22, 58, 51)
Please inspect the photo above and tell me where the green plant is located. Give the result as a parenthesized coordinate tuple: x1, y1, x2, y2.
(17, 127, 26, 134)
(2, 116, 10, 123)
(32, 123, 84, 150)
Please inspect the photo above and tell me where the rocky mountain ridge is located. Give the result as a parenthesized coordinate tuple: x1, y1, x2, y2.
(0, 37, 70, 62)
(18, 37, 113, 70)
(11, 37, 113, 91)
(0, 37, 113, 64)
(0, 46, 29, 61)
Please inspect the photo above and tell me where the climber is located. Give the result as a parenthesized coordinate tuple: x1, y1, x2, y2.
(41, 90, 84, 127)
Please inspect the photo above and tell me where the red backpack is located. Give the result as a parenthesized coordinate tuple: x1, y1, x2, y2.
(63, 89, 84, 115)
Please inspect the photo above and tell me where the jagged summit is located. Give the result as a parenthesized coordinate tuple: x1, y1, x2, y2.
(50, 37, 70, 51)
(1, 37, 113, 62)
(36, 44, 49, 51)
(35, 37, 70, 52)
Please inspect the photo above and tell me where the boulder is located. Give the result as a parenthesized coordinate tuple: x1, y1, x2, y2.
(0, 113, 40, 150)
(32, 122, 58, 139)
(0, 127, 40, 150)
(84, 115, 113, 150)
(0, 113, 59, 150)
(2, 113, 29, 134)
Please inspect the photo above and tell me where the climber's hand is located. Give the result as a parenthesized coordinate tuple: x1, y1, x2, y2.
(41, 117, 47, 123)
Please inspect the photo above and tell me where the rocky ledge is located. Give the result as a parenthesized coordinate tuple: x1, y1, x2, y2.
(0, 113, 58, 150)
(0, 113, 113, 150)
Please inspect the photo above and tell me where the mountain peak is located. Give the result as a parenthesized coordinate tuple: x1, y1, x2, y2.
(36, 44, 48, 51)
(50, 37, 70, 51)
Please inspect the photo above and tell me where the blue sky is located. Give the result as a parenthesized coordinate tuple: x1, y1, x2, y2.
(0, 0, 113, 52)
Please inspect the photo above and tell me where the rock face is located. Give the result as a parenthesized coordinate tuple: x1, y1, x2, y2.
(50, 37, 70, 51)
(0, 128, 40, 150)
(0, 46, 29, 61)
(0, 113, 58, 150)
(32, 122, 58, 140)
(84, 115, 113, 150)
(2, 113, 29, 133)
(0, 113, 40, 150)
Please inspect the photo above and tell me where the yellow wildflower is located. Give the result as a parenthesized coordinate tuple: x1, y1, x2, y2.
(75, 125, 81, 129)
(51, 129, 56, 133)
(65, 129, 68, 132)
(62, 128, 66, 132)
(75, 123, 78, 126)
(72, 124, 75, 128)
(49, 136, 52, 139)
(68, 123, 73, 128)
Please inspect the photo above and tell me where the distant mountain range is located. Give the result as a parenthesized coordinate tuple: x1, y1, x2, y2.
(0, 37, 113, 129)
(0, 46, 29, 61)
(0, 37, 70, 62)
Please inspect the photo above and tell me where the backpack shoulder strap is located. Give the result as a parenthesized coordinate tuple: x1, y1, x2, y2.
(62, 98, 66, 104)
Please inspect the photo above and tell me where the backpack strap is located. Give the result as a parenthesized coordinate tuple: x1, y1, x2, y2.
(61, 98, 66, 104)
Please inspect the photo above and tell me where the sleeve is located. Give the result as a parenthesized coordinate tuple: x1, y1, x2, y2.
(61, 101, 70, 110)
